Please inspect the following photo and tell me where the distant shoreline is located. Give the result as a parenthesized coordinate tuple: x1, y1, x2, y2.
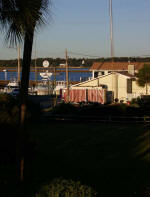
(1, 57, 150, 68)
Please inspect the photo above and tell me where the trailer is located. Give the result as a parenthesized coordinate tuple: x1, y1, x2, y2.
(62, 87, 107, 104)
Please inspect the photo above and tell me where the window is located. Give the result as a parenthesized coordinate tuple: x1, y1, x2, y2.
(127, 79, 132, 93)
(94, 72, 98, 78)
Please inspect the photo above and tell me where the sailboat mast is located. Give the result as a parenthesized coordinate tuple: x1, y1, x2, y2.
(109, 0, 114, 60)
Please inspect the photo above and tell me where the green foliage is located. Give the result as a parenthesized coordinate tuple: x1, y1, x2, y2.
(0, 93, 41, 124)
(52, 103, 78, 115)
(0, 0, 50, 46)
(131, 97, 145, 106)
(0, 94, 19, 124)
(136, 64, 150, 95)
(51, 102, 150, 116)
(37, 178, 96, 197)
(1, 58, 150, 68)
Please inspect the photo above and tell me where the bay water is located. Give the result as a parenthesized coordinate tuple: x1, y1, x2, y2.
(0, 68, 92, 82)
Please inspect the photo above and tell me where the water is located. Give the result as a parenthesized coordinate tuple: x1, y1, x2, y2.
(0, 68, 92, 82)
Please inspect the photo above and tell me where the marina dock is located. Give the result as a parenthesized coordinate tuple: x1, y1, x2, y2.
(0, 80, 79, 87)
(0, 67, 90, 73)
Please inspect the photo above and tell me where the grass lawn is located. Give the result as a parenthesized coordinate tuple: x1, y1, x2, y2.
(23, 122, 150, 197)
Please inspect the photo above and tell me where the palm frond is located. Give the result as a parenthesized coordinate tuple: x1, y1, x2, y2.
(0, 0, 51, 46)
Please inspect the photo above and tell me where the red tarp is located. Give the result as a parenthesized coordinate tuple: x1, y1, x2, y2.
(63, 88, 104, 104)
(88, 89, 104, 103)
(69, 89, 86, 103)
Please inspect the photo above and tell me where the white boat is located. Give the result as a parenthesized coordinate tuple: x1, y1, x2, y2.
(40, 71, 52, 80)
(7, 80, 19, 88)
(54, 81, 66, 94)
(35, 82, 53, 95)
(3, 79, 19, 94)
(35, 80, 66, 95)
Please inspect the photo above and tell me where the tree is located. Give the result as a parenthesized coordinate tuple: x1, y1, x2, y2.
(0, 0, 49, 121)
(0, 0, 50, 182)
(136, 64, 150, 95)
(17, 0, 49, 126)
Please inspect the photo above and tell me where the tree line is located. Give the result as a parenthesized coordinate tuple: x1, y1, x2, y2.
(1, 57, 150, 67)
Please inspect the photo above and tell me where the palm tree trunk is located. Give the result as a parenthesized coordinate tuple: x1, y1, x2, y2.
(17, 29, 34, 183)
(20, 30, 34, 125)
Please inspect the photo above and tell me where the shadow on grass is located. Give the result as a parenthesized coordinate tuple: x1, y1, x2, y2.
(21, 122, 150, 197)
(1, 121, 150, 196)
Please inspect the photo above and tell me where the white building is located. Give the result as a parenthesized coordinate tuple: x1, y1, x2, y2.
(90, 61, 149, 78)
(71, 71, 150, 102)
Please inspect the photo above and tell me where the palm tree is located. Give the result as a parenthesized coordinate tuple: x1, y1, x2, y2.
(0, 0, 49, 120)
(0, 0, 50, 182)
(1, 0, 49, 124)
(19, 0, 50, 125)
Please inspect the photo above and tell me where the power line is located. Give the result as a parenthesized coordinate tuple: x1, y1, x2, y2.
(138, 55, 150, 57)
(68, 51, 101, 58)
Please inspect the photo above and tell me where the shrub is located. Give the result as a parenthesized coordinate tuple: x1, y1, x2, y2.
(37, 178, 97, 197)
(26, 99, 41, 122)
(0, 94, 19, 124)
(52, 103, 78, 115)
(0, 93, 41, 124)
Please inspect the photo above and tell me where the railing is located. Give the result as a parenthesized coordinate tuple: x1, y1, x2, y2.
(41, 114, 150, 123)
(0, 80, 79, 87)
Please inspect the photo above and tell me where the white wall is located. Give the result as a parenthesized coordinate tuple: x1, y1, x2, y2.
(117, 74, 128, 101)
(132, 81, 150, 97)
(72, 73, 134, 102)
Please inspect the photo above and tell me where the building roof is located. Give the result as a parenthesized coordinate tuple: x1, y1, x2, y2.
(90, 62, 150, 71)
(117, 71, 136, 78)
(71, 71, 134, 88)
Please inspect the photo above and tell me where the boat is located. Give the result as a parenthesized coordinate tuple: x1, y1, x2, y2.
(40, 71, 52, 80)
(7, 80, 19, 88)
(54, 81, 66, 95)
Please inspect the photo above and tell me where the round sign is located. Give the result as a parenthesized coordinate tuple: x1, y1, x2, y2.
(43, 60, 49, 67)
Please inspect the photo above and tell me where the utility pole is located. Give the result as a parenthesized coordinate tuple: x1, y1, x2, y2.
(54, 67, 56, 90)
(109, 0, 117, 100)
(65, 49, 69, 102)
(109, 0, 114, 60)
(17, 45, 21, 82)
(54, 66, 57, 106)
(34, 40, 37, 84)
(8, 45, 21, 82)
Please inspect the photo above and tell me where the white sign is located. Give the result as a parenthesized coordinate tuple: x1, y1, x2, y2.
(43, 60, 49, 67)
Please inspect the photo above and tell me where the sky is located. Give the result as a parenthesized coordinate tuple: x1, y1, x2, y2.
(0, 0, 150, 59)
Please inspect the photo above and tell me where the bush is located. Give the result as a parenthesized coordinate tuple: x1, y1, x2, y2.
(52, 103, 78, 115)
(26, 99, 41, 122)
(0, 124, 17, 164)
(37, 178, 97, 197)
(0, 94, 19, 124)
(51, 101, 150, 117)
(0, 93, 41, 125)
(131, 97, 144, 106)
